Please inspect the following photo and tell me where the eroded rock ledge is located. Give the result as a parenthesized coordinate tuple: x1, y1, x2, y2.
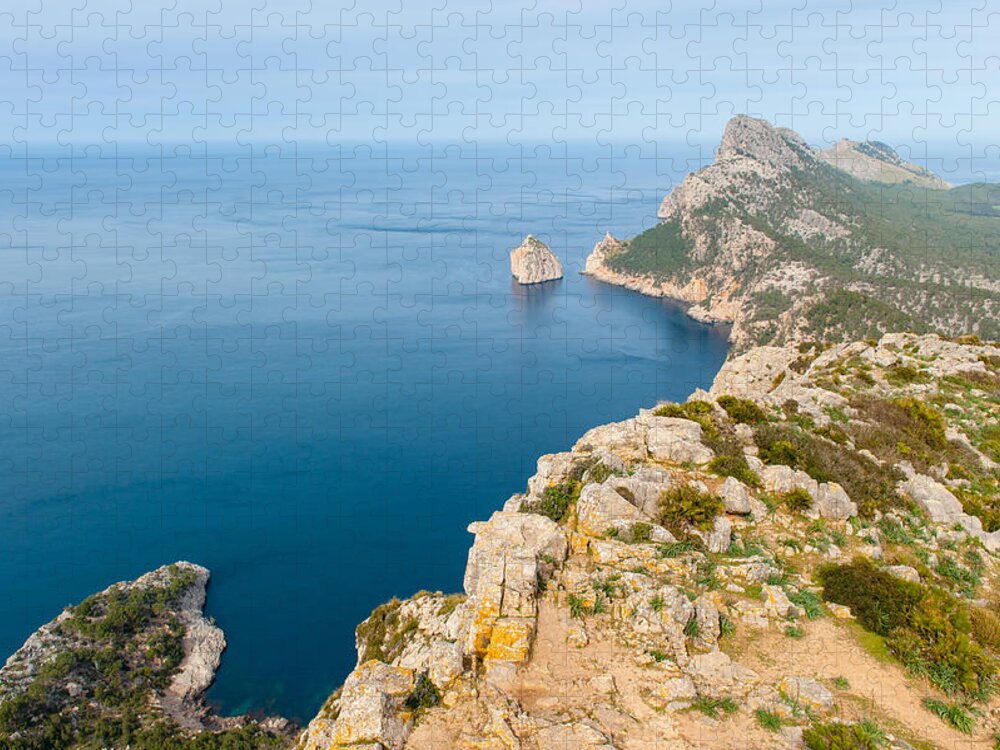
(301, 333, 1000, 750)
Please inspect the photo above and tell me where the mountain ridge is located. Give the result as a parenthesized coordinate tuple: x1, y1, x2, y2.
(585, 116, 1000, 352)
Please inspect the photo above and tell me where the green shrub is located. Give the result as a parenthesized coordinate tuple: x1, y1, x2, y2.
(708, 453, 762, 487)
(885, 363, 931, 386)
(818, 559, 922, 636)
(819, 560, 996, 701)
(657, 485, 724, 535)
(523, 481, 580, 522)
(755, 423, 901, 515)
(717, 395, 767, 424)
(690, 696, 737, 719)
(802, 721, 880, 750)
(970, 604, 1000, 653)
(405, 671, 441, 713)
(781, 488, 813, 513)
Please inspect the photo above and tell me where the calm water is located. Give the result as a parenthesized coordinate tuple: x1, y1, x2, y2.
(0, 142, 729, 721)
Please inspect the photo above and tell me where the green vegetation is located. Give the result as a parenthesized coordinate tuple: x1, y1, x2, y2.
(690, 696, 738, 719)
(754, 423, 901, 515)
(0, 566, 287, 750)
(818, 559, 996, 701)
(922, 698, 975, 733)
(754, 708, 784, 731)
(657, 484, 724, 535)
(802, 721, 881, 750)
(405, 671, 441, 714)
(781, 488, 814, 513)
(522, 481, 580, 522)
(707, 454, 761, 487)
(606, 215, 694, 278)
(716, 395, 768, 424)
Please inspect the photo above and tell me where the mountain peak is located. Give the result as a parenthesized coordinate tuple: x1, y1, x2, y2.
(716, 115, 812, 170)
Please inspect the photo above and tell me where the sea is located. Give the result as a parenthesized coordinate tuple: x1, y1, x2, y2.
(0, 139, 734, 722)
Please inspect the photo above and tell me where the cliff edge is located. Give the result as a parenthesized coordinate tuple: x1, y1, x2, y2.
(301, 333, 1000, 750)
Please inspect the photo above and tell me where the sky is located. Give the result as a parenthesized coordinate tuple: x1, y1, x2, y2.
(1, 0, 999, 175)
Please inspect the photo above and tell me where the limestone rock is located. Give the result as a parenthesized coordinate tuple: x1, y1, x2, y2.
(720, 477, 752, 514)
(812, 482, 858, 520)
(779, 676, 834, 713)
(510, 235, 563, 284)
(303, 661, 415, 750)
(462, 511, 567, 665)
(647, 418, 714, 464)
(704, 516, 732, 554)
(576, 482, 649, 538)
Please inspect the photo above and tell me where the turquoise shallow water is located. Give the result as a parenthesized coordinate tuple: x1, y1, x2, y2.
(0, 142, 729, 722)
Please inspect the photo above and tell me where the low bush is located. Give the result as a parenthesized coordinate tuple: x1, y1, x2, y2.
(708, 453, 762, 487)
(653, 400, 718, 436)
(717, 395, 767, 424)
(657, 485, 724, 535)
(803, 721, 880, 750)
(754, 423, 901, 515)
(781, 488, 813, 513)
(405, 671, 441, 713)
(970, 604, 1000, 653)
(819, 559, 996, 701)
(522, 481, 580, 522)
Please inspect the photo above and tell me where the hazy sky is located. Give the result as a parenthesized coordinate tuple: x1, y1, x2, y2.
(2, 0, 998, 162)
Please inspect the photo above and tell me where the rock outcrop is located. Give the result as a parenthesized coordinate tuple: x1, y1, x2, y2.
(510, 234, 563, 284)
(300, 333, 1000, 750)
(583, 116, 1000, 351)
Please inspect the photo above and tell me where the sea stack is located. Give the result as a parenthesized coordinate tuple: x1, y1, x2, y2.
(510, 235, 563, 284)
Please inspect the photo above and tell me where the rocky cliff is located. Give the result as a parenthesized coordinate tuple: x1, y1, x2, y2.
(300, 333, 1000, 750)
(0, 562, 289, 748)
(583, 116, 1000, 352)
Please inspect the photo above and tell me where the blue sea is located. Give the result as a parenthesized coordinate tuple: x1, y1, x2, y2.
(0, 141, 730, 722)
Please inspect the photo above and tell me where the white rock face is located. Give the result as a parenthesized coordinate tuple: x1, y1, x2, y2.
(510, 235, 563, 284)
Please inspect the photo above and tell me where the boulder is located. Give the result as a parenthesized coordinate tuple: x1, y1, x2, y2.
(779, 676, 834, 713)
(647, 418, 714, 464)
(720, 477, 752, 514)
(812, 482, 857, 520)
(510, 235, 563, 284)
(303, 661, 415, 750)
(705, 516, 732, 554)
(576, 483, 649, 538)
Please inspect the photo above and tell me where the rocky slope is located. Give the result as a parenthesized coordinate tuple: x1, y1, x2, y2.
(300, 333, 1000, 750)
(0, 562, 289, 749)
(510, 235, 564, 284)
(583, 116, 1000, 352)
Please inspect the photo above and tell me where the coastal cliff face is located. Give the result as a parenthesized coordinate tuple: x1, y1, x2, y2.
(583, 116, 1000, 352)
(301, 333, 1000, 750)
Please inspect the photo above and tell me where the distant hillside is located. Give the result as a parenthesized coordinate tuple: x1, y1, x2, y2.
(584, 116, 1000, 352)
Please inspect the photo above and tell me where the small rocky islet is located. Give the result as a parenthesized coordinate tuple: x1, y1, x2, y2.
(3, 118, 1000, 750)
(509, 235, 564, 284)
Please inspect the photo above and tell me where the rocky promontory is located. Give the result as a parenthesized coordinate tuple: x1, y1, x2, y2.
(299, 333, 1000, 749)
(583, 116, 1000, 352)
(510, 235, 563, 284)
(0, 562, 290, 748)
